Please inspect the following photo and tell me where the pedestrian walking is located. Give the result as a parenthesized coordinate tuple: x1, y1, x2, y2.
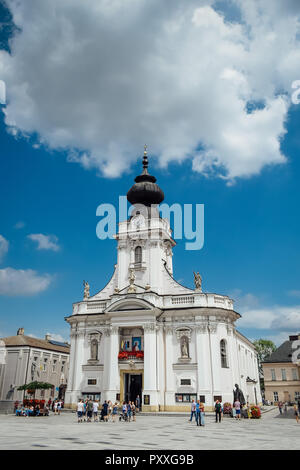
(112, 402, 118, 422)
(127, 401, 132, 422)
(102, 400, 109, 422)
(189, 400, 196, 422)
(215, 400, 222, 423)
(294, 404, 299, 423)
(196, 400, 201, 426)
(87, 399, 93, 422)
(77, 399, 84, 423)
(93, 400, 99, 421)
(234, 399, 241, 420)
(108, 400, 113, 421)
(54, 400, 58, 415)
(132, 402, 136, 421)
(135, 395, 141, 412)
(200, 402, 205, 426)
(278, 401, 283, 415)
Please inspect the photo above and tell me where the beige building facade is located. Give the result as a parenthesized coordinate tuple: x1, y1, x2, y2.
(0, 328, 70, 410)
(262, 335, 300, 404)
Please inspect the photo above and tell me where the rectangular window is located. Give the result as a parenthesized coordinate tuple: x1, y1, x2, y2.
(180, 379, 191, 386)
(295, 392, 300, 401)
(292, 369, 298, 381)
(281, 369, 287, 381)
(271, 369, 276, 381)
(273, 391, 278, 402)
(214, 395, 222, 403)
(87, 379, 97, 385)
(199, 395, 205, 403)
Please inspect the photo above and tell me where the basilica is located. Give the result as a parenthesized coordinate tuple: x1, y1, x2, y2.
(65, 149, 261, 411)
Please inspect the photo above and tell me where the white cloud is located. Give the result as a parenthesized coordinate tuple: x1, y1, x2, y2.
(0, 0, 299, 180)
(45, 332, 68, 343)
(238, 303, 300, 332)
(0, 267, 52, 296)
(27, 233, 60, 252)
(0, 235, 9, 263)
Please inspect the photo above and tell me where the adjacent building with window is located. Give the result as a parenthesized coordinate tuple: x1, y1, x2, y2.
(0, 328, 70, 411)
(65, 150, 261, 411)
(262, 334, 300, 404)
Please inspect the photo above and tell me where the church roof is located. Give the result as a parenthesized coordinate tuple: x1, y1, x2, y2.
(1, 334, 70, 354)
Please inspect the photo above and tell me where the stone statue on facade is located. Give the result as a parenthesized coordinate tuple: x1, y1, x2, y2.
(83, 280, 90, 300)
(193, 271, 202, 292)
(181, 336, 189, 358)
(90, 338, 98, 361)
(233, 383, 246, 406)
(128, 269, 136, 293)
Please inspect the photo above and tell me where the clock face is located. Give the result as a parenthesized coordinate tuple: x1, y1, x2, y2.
(132, 214, 145, 230)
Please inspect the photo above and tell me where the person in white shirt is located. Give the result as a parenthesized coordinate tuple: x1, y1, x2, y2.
(77, 399, 84, 423)
(93, 400, 99, 422)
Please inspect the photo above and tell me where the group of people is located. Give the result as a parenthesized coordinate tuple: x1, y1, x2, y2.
(15, 403, 50, 417)
(189, 398, 254, 425)
(278, 400, 300, 423)
(189, 400, 205, 426)
(76, 398, 140, 423)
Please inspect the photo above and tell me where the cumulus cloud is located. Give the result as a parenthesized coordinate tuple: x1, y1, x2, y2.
(0, 235, 9, 262)
(0, 0, 299, 180)
(27, 233, 60, 252)
(238, 303, 300, 331)
(0, 267, 52, 296)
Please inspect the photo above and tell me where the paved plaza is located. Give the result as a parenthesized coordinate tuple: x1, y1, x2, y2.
(0, 407, 299, 450)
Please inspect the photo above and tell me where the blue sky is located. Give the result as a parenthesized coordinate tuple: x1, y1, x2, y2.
(0, 0, 300, 345)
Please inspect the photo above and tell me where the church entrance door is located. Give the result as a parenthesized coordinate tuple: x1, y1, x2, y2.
(124, 373, 142, 404)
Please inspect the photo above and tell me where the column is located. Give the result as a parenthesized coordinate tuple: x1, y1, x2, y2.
(208, 322, 222, 407)
(65, 328, 85, 407)
(143, 322, 159, 411)
(164, 325, 175, 409)
(103, 326, 119, 402)
(195, 323, 212, 405)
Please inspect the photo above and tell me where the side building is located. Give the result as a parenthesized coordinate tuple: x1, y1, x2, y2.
(0, 328, 70, 412)
(262, 334, 300, 404)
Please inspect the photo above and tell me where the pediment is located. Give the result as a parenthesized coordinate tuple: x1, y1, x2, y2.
(105, 297, 154, 313)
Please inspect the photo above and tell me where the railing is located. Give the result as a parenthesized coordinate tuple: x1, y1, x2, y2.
(171, 296, 195, 305)
(118, 350, 144, 360)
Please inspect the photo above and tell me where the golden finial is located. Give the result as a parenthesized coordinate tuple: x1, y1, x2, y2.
(144, 144, 147, 156)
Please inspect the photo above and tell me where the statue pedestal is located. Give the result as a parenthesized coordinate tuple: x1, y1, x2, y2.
(87, 359, 99, 365)
(178, 357, 191, 363)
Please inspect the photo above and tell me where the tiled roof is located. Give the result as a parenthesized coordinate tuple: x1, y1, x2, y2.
(263, 340, 295, 363)
(1, 335, 70, 354)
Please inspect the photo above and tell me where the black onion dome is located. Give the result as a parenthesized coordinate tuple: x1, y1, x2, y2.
(127, 146, 164, 207)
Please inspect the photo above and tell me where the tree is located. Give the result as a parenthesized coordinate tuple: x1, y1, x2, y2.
(253, 339, 276, 393)
(17, 381, 53, 399)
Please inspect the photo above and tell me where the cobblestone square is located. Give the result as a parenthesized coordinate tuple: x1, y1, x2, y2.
(0, 408, 299, 450)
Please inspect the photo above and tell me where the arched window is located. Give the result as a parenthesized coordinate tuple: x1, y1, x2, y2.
(220, 339, 228, 368)
(135, 246, 142, 264)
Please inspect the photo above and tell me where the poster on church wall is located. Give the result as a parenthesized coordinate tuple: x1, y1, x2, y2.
(132, 337, 142, 351)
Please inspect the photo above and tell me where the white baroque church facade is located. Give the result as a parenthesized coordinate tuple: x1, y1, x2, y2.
(65, 150, 261, 411)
